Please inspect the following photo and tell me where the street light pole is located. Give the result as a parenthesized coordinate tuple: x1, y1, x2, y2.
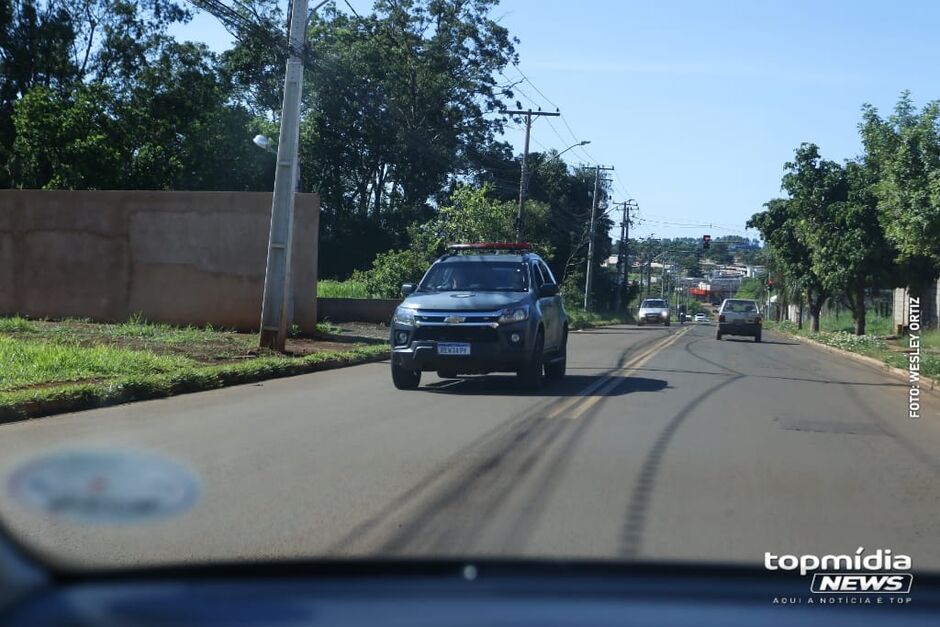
(259, 0, 309, 351)
(556, 140, 590, 159)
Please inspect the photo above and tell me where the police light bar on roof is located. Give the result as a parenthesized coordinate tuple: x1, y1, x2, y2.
(446, 242, 532, 252)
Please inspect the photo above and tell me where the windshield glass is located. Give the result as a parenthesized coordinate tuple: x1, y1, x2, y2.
(641, 300, 668, 308)
(723, 300, 759, 313)
(417, 261, 529, 292)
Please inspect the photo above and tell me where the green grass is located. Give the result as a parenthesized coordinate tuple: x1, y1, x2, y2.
(0, 336, 194, 392)
(316, 320, 343, 335)
(817, 311, 895, 336)
(0, 343, 389, 422)
(0, 315, 391, 421)
(916, 330, 940, 350)
(0, 315, 39, 333)
(9, 317, 258, 362)
(567, 309, 633, 330)
(318, 279, 371, 299)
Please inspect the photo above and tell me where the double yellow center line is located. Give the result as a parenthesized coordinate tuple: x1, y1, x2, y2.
(547, 326, 691, 420)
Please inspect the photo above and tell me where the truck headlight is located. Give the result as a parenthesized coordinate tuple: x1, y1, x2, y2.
(499, 305, 529, 323)
(661, 312, 668, 318)
(393, 307, 415, 326)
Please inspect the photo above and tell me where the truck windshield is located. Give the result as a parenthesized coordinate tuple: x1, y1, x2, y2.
(418, 261, 529, 292)
(642, 300, 668, 308)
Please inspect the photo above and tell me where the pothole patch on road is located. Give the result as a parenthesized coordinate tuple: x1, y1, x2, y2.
(774, 417, 887, 436)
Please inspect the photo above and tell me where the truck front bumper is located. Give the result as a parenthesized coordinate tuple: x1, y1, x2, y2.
(390, 322, 532, 374)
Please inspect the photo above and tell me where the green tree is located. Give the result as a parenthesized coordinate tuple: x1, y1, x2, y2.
(803, 160, 895, 334)
(361, 185, 553, 298)
(11, 84, 124, 189)
(121, 41, 273, 190)
(735, 277, 765, 301)
(0, 0, 79, 186)
(10, 40, 274, 192)
(748, 197, 825, 331)
(777, 143, 844, 331)
(223, 0, 520, 274)
(860, 92, 940, 298)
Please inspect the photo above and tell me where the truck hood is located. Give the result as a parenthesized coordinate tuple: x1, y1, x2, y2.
(401, 291, 528, 311)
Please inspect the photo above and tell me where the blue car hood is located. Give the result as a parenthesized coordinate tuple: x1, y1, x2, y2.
(401, 291, 529, 311)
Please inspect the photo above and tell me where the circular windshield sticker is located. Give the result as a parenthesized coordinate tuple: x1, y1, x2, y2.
(8, 449, 200, 524)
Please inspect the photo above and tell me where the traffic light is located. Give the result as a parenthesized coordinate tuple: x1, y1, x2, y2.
(767, 279, 775, 291)
(703, 234, 712, 249)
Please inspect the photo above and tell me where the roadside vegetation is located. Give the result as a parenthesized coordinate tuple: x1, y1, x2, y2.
(748, 92, 940, 336)
(318, 279, 371, 299)
(0, 316, 387, 421)
(567, 309, 633, 330)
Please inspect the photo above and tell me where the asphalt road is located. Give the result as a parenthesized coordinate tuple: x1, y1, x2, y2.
(1, 323, 939, 570)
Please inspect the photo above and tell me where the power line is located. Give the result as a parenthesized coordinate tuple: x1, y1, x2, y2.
(613, 170, 634, 199)
(505, 66, 598, 165)
(511, 63, 560, 110)
(342, 0, 361, 18)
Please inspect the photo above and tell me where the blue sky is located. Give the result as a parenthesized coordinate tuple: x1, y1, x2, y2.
(172, 0, 940, 240)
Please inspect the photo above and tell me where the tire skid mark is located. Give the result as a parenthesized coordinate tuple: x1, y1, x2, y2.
(620, 343, 743, 557)
(329, 327, 682, 555)
(382, 416, 571, 554)
(619, 329, 744, 557)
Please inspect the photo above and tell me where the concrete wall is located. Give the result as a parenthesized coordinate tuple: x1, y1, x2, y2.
(894, 282, 939, 334)
(0, 190, 319, 332)
(317, 297, 400, 324)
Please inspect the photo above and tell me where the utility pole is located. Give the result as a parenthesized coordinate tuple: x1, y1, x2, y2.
(643, 235, 657, 297)
(258, 0, 310, 351)
(502, 108, 560, 241)
(614, 199, 637, 311)
(583, 164, 615, 311)
(660, 256, 667, 298)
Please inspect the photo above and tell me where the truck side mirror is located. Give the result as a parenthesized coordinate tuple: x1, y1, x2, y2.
(539, 283, 559, 297)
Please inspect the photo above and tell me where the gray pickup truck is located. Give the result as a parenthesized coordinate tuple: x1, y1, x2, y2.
(716, 298, 762, 342)
(389, 243, 568, 391)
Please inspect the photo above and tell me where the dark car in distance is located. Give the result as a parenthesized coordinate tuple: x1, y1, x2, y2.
(389, 243, 567, 391)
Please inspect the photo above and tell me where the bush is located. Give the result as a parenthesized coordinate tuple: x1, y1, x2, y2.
(361, 248, 432, 299)
(561, 268, 585, 311)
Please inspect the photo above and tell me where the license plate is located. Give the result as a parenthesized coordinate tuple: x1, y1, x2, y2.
(437, 343, 471, 356)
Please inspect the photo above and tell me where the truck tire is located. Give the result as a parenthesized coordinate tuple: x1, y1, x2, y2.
(518, 331, 545, 391)
(392, 362, 421, 390)
(545, 331, 567, 381)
